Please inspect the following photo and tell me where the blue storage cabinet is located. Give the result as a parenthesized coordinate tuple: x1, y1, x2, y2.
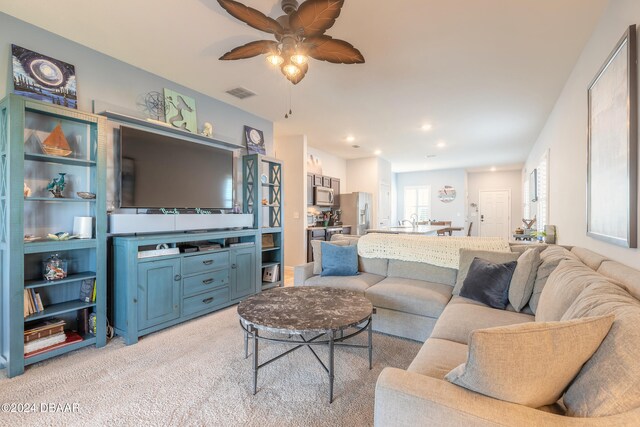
(0, 95, 107, 377)
(113, 230, 259, 345)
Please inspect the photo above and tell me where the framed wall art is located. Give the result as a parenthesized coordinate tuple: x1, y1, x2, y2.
(11, 44, 78, 109)
(244, 126, 266, 155)
(587, 25, 637, 248)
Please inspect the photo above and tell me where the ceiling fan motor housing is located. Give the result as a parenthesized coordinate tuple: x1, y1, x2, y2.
(281, 0, 299, 15)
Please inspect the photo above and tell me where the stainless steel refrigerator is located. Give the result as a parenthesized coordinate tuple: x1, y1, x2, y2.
(339, 192, 372, 235)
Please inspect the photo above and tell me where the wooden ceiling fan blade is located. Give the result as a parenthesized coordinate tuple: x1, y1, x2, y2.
(289, 0, 344, 37)
(218, 0, 284, 35)
(305, 36, 365, 64)
(220, 40, 279, 60)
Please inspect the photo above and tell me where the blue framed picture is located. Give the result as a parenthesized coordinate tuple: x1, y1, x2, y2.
(244, 126, 266, 155)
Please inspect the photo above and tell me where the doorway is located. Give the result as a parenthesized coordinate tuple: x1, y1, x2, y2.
(479, 189, 511, 240)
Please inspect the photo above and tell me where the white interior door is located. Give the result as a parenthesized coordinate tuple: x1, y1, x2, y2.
(379, 182, 391, 227)
(479, 190, 510, 240)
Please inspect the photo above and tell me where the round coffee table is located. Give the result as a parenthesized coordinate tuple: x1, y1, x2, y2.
(237, 286, 374, 403)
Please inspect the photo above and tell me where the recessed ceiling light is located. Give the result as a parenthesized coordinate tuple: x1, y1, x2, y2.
(436, 141, 446, 148)
(490, 167, 497, 172)
(421, 124, 432, 131)
(374, 150, 382, 155)
(346, 135, 355, 142)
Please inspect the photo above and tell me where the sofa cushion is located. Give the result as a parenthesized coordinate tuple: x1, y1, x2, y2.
(459, 257, 517, 309)
(509, 248, 541, 312)
(359, 257, 389, 277)
(311, 239, 349, 274)
(536, 259, 611, 322)
(320, 242, 358, 276)
(387, 259, 457, 286)
(529, 246, 578, 313)
(570, 247, 609, 271)
(430, 296, 534, 345)
(365, 277, 452, 318)
(562, 281, 640, 417)
(453, 250, 518, 295)
(303, 272, 384, 294)
(445, 315, 614, 408)
(598, 260, 640, 300)
(407, 338, 468, 379)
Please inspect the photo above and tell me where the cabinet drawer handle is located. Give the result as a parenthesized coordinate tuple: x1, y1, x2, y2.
(202, 278, 214, 285)
(174, 274, 181, 281)
(203, 260, 214, 265)
(203, 297, 214, 304)
(231, 264, 237, 269)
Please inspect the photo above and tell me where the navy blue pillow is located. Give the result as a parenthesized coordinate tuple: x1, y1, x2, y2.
(459, 257, 517, 310)
(320, 242, 358, 276)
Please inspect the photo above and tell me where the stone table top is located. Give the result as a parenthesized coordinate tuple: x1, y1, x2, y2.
(237, 286, 373, 335)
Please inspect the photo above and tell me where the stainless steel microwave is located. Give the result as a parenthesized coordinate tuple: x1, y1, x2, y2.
(314, 186, 334, 206)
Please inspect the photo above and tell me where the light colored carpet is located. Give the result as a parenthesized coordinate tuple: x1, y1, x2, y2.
(0, 306, 420, 426)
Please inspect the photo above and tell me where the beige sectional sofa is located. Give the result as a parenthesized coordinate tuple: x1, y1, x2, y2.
(293, 236, 640, 426)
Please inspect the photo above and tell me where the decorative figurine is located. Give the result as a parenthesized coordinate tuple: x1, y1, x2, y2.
(23, 182, 32, 198)
(201, 122, 213, 137)
(46, 173, 66, 198)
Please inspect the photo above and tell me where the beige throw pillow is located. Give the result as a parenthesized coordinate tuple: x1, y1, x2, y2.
(508, 248, 540, 312)
(561, 281, 640, 417)
(311, 240, 349, 275)
(536, 259, 611, 322)
(444, 315, 614, 408)
(529, 246, 577, 313)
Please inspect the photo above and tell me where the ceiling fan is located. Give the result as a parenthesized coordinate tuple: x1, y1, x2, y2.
(217, 0, 365, 84)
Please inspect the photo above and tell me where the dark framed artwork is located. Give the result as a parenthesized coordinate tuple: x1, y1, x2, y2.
(587, 25, 637, 248)
(244, 126, 266, 155)
(11, 44, 78, 109)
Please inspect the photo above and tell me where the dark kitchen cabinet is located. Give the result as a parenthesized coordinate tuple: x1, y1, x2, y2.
(307, 174, 314, 206)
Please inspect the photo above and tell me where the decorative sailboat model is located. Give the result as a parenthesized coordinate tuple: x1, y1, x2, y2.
(40, 124, 72, 157)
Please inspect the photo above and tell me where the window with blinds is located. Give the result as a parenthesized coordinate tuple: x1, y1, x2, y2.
(404, 185, 431, 221)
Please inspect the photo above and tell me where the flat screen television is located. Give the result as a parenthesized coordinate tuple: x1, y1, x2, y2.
(120, 126, 233, 209)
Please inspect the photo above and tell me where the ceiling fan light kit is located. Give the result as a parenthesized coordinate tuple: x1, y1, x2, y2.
(218, 0, 365, 84)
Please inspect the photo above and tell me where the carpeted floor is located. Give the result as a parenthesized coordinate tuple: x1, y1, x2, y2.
(0, 306, 420, 427)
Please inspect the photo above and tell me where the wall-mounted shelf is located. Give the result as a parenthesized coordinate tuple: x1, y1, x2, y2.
(100, 111, 240, 150)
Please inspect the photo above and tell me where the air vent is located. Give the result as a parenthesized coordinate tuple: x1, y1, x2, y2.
(226, 87, 256, 99)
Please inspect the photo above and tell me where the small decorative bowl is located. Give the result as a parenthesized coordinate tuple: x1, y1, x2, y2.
(77, 192, 96, 199)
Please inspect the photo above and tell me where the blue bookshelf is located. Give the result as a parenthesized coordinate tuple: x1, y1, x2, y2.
(243, 154, 284, 290)
(0, 95, 107, 377)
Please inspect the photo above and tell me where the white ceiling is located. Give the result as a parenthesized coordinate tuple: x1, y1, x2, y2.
(0, 0, 607, 172)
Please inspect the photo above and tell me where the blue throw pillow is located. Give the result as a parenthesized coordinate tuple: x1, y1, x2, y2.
(321, 242, 358, 276)
(459, 257, 517, 309)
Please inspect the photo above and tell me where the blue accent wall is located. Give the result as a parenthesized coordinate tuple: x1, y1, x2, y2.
(0, 12, 273, 152)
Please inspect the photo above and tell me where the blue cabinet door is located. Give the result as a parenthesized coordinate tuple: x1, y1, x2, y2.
(138, 258, 181, 330)
(230, 247, 256, 299)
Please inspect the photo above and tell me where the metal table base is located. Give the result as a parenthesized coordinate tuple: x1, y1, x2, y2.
(240, 317, 373, 403)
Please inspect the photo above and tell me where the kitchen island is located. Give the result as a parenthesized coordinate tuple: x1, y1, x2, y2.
(366, 225, 447, 235)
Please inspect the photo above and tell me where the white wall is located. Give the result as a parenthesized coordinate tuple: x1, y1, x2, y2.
(274, 135, 307, 267)
(525, 0, 640, 268)
(308, 146, 347, 187)
(467, 170, 522, 236)
(395, 169, 467, 228)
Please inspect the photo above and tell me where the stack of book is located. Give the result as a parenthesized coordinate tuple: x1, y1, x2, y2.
(23, 289, 44, 318)
(23, 319, 83, 358)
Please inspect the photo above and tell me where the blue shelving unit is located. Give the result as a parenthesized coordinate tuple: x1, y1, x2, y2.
(0, 95, 107, 377)
(243, 154, 284, 291)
